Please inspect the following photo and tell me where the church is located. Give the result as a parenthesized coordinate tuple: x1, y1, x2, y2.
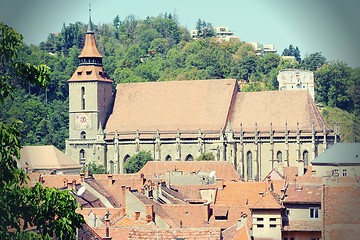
(65, 15, 339, 181)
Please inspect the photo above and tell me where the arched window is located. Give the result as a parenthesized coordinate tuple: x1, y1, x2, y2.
(165, 155, 172, 161)
(185, 154, 194, 161)
(303, 150, 309, 166)
(123, 154, 131, 163)
(81, 87, 85, 110)
(277, 151, 283, 162)
(247, 151, 252, 180)
(80, 131, 86, 140)
(79, 149, 85, 165)
(109, 160, 114, 174)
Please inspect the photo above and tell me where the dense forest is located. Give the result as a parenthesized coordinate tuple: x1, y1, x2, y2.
(1, 13, 359, 150)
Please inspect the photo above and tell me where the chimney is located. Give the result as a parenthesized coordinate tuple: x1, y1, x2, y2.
(103, 212, 112, 240)
(298, 159, 305, 176)
(236, 213, 247, 230)
(121, 186, 126, 216)
(215, 178, 224, 190)
(67, 181, 73, 190)
(145, 205, 154, 223)
(80, 172, 85, 182)
(72, 179, 76, 191)
(135, 211, 140, 221)
(107, 174, 113, 186)
(63, 178, 68, 187)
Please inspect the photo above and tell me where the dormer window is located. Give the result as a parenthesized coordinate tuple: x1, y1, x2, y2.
(99, 71, 102, 76)
(77, 71, 82, 76)
(86, 71, 92, 75)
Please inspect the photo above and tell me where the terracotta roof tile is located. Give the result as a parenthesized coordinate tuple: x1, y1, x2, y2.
(282, 220, 322, 231)
(139, 161, 240, 182)
(250, 191, 283, 209)
(284, 184, 322, 204)
(69, 65, 112, 82)
(78, 32, 102, 58)
(19, 145, 81, 171)
(230, 90, 331, 133)
(106, 79, 238, 133)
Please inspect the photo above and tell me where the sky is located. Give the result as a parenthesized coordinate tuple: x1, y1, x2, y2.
(1, 0, 360, 67)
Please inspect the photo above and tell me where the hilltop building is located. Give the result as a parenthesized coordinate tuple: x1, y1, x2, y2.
(190, 26, 240, 41)
(248, 42, 277, 56)
(278, 69, 315, 101)
(65, 14, 339, 179)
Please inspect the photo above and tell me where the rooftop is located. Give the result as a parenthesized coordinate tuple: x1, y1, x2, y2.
(312, 143, 360, 165)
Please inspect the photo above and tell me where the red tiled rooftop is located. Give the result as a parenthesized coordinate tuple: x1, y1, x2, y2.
(139, 161, 240, 182)
(284, 184, 322, 204)
(106, 79, 238, 133)
(250, 191, 283, 210)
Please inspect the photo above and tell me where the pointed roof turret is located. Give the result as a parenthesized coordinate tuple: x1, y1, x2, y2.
(69, 7, 112, 83)
(78, 5, 102, 59)
(87, 5, 94, 33)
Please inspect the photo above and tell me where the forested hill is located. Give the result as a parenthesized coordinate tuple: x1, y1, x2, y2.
(1, 14, 359, 149)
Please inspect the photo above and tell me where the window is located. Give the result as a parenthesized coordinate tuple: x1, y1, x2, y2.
(79, 149, 85, 165)
(342, 169, 347, 177)
(86, 71, 92, 75)
(310, 207, 319, 219)
(270, 218, 276, 222)
(303, 150, 309, 166)
(257, 218, 264, 221)
(277, 151, 282, 162)
(165, 155, 172, 161)
(81, 87, 85, 110)
(334, 169, 339, 176)
(109, 161, 114, 174)
(185, 154, 194, 161)
(77, 71, 82, 76)
(80, 131, 86, 140)
(256, 224, 264, 228)
(247, 151, 252, 179)
(269, 224, 276, 228)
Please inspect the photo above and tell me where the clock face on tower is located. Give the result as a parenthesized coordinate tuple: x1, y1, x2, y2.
(75, 113, 92, 129)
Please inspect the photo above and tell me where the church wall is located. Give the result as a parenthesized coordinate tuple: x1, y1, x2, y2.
(96, 82, 113, 127)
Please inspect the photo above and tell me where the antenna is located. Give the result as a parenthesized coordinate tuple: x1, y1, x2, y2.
(76, 186, 86, 196)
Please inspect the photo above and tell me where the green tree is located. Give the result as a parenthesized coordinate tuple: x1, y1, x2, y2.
(124, 150, 153, 173)
(196, 152, 215, 161)
(301, 52, 326, 71)
(82, 163, 107, 174)
(0, 23, 84, 239)
(282, 44, 301, 62)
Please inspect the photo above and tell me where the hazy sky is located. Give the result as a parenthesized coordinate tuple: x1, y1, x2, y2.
(1, 0, 359, 67)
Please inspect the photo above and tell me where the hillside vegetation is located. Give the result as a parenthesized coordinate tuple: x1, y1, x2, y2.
(1, 13, 359, 149)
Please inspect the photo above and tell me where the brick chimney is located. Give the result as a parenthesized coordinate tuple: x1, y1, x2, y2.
(103, 213, 112, 240)
(121, 186, 126, 216)
(135, 211, 140, 221)
(63, 178, 68, 187)
(80, 172, 85, 182)
(72, 179, 76, 191)
(145, 205, 154, 223)
(67, 181, 73, 190)
(107, 174, 113, 186)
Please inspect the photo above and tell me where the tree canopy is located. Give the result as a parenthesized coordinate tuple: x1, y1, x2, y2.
(0, 23, 84, 239)
(124, 151, 153, 173)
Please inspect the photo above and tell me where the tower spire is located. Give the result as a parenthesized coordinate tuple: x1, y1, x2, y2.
(87, 3, 93, 33)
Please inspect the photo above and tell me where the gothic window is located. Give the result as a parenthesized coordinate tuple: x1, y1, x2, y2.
(79, 149, 85, 165)
(123, 154, 130, 163)
(109, 160, 114, 174)
(185, 154, 194, 161)
(80, 131, 86, 140)
(277, 151, 283, 162)
(247, 151, 253, 180)
(81, 87, 85, 110)
(165, 155, 172, 161)
(303, 150, 309, 166)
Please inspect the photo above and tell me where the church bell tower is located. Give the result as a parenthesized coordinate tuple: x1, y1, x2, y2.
(66, 7, 113, 166)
